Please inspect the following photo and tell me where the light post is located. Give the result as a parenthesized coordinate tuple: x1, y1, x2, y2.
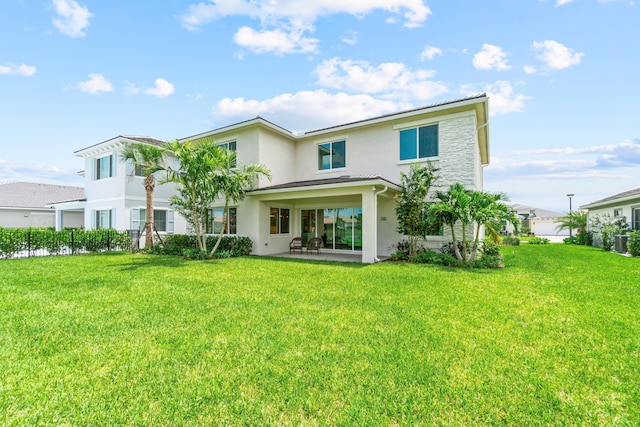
(567, 193, 575, 237)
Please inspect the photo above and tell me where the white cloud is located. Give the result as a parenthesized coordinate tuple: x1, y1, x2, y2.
(315, 57, 447, 101)
(233, 25, 319, 54)
(212, 90, 410, 133)
(0, 63, 37, 77)
(142, 78, 175, 98)
(462, 81, 529, 116)
(473, 44, 512, 71)
(523, 65, 537, 74)
(532, 40, 584, 70)
(180, 0, 431, 31)
(420, 45, 443, 61)
(76, 74, 113, 94)
(52, 0, 93, 38)
(341, 30, 359, 45)
(555, 0, 574, 6)
(0, 158, 80, 184)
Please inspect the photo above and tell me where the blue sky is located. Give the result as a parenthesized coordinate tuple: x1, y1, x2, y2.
(1, 0, 638, 213)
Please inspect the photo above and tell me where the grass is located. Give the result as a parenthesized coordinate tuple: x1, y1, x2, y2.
(1, 246, 639, 426)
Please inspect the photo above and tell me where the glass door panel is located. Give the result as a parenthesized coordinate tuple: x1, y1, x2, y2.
(335, 207, 353, 250)
(353, 207, 363, 250)
(301, 209, 316, 245)
(323, 208, 335, 249)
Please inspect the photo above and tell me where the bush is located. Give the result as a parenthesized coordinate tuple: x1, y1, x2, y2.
(409, 250, 440, 264)
(390, 251, 409, 262)
(627, 231, 640, 257)
(440, 240, 473, 257)
(152, 234, 253, 258)
(528, 236, 550, 245)
(502, 235, 520, 246)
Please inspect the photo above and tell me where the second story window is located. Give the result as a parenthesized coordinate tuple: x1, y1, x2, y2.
(95, 154, 113, 180)
(318, 140, 346, 170)
(399, 124, 438, 161)
(219, 141, 237, 168)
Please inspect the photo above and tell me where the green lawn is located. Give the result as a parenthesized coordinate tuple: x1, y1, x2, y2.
(1, 245, 639, 426)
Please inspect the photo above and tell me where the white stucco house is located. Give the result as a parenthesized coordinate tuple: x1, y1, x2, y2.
(53, 94, 490, 263)
(0, 181, 84, 229)
(507, 204, 567, 236)
(581, 187, 640, 231)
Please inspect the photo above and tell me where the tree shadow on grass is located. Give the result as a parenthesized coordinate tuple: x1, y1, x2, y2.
(108, 253, 220, 271)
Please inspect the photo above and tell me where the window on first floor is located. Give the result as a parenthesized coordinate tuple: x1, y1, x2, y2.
(634, 207, 640, 231)
(270, 207, 290, 234)
(131, 208, 174, 233)
(318, 140, 346, 170)
(95, 209, 113, 229)
(206, 207, 237, 234)
(614, 208, 623, 217)
(95, 154, 114, 180)
(399, 123, 438, 161)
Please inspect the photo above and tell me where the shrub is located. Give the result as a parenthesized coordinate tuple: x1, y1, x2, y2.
(502, 235, 520, 246)
(390, 251, 409, 262)
(409, 250, 440, 264)
(528, 236, 550, 245)
(152, 234, 253, 258)
(627, 231, 640, 257)
(440, 240, 473, 257)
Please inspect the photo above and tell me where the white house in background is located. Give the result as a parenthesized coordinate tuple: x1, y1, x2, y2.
(53, 136, 188, 236)
(507, 204, 567, 236)
(53, 94, 490, 263)
(0, 181, 84, 228)
(582, 187, 640, 231)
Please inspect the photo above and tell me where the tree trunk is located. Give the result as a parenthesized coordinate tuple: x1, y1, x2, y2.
(144, 175, 155, 248)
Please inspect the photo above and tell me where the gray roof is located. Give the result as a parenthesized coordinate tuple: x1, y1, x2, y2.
(251, 175, 400, 192)
(0, 181, 84, 209)
(510, 203, 564, 219)
(582, 187, 640, 208)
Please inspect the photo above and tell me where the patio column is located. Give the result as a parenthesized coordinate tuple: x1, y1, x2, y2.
(361, 188, 377, 264)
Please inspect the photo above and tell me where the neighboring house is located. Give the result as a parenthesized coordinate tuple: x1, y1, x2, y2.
(53, 135, 188, 236)
(0, 181, 84, 228)
(507, 204, 566, 236)
(581, 187, 640, 231)
(54, 94, 490, 263)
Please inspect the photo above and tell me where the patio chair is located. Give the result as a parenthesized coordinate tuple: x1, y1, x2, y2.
(306, 237, 322, 255)
(289, 237, 304, 254)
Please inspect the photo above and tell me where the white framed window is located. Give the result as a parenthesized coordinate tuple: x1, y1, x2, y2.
(399, 124, 438, 161)
(95, 209, 113, 229)
(219, 140, 237, 168)
(131, 208, 174, 233)
(206, 207, 237, 234)
(270, 207, 290, 234)
(318, 140, 346, 170)
(614, 208, 623, 218)
(95, 154, 113, 180)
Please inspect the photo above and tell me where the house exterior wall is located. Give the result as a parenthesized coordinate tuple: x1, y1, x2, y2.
(0, 208, 55, 228)
(586, 199, 640, 231)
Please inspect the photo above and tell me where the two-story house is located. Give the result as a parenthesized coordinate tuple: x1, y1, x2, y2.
(54, 93, 490, 263)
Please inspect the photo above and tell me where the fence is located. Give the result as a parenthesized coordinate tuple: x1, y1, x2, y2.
(0, 228, 133, 259)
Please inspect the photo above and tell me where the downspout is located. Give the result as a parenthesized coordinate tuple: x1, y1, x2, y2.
(371, 185, 389, 262)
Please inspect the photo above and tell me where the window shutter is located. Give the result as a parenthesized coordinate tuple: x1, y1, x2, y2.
(167, 210, 174, 234)
(131, 208, 140, 231)
(110, 153, 115, 177)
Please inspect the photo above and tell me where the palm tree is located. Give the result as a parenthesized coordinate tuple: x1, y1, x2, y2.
(555, 210, 587, 236)
(119, 142, 166, 248)
(429, 183, 473, 261)
(429, 184, 519, 261)
(208, 148, 271, 257)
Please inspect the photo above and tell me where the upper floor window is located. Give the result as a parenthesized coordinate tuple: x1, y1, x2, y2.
(134, 164, 144, 177)
(219, 141, 237, 168)
(318, 140, 346, 170)
(95, 154, 113, 180)
(399, 124, 438, 161)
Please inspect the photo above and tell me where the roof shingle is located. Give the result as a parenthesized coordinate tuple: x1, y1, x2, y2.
(0, 181, 84, 209)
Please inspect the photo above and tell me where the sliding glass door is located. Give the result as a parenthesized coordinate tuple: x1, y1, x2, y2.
(301, 207, 362, 251)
